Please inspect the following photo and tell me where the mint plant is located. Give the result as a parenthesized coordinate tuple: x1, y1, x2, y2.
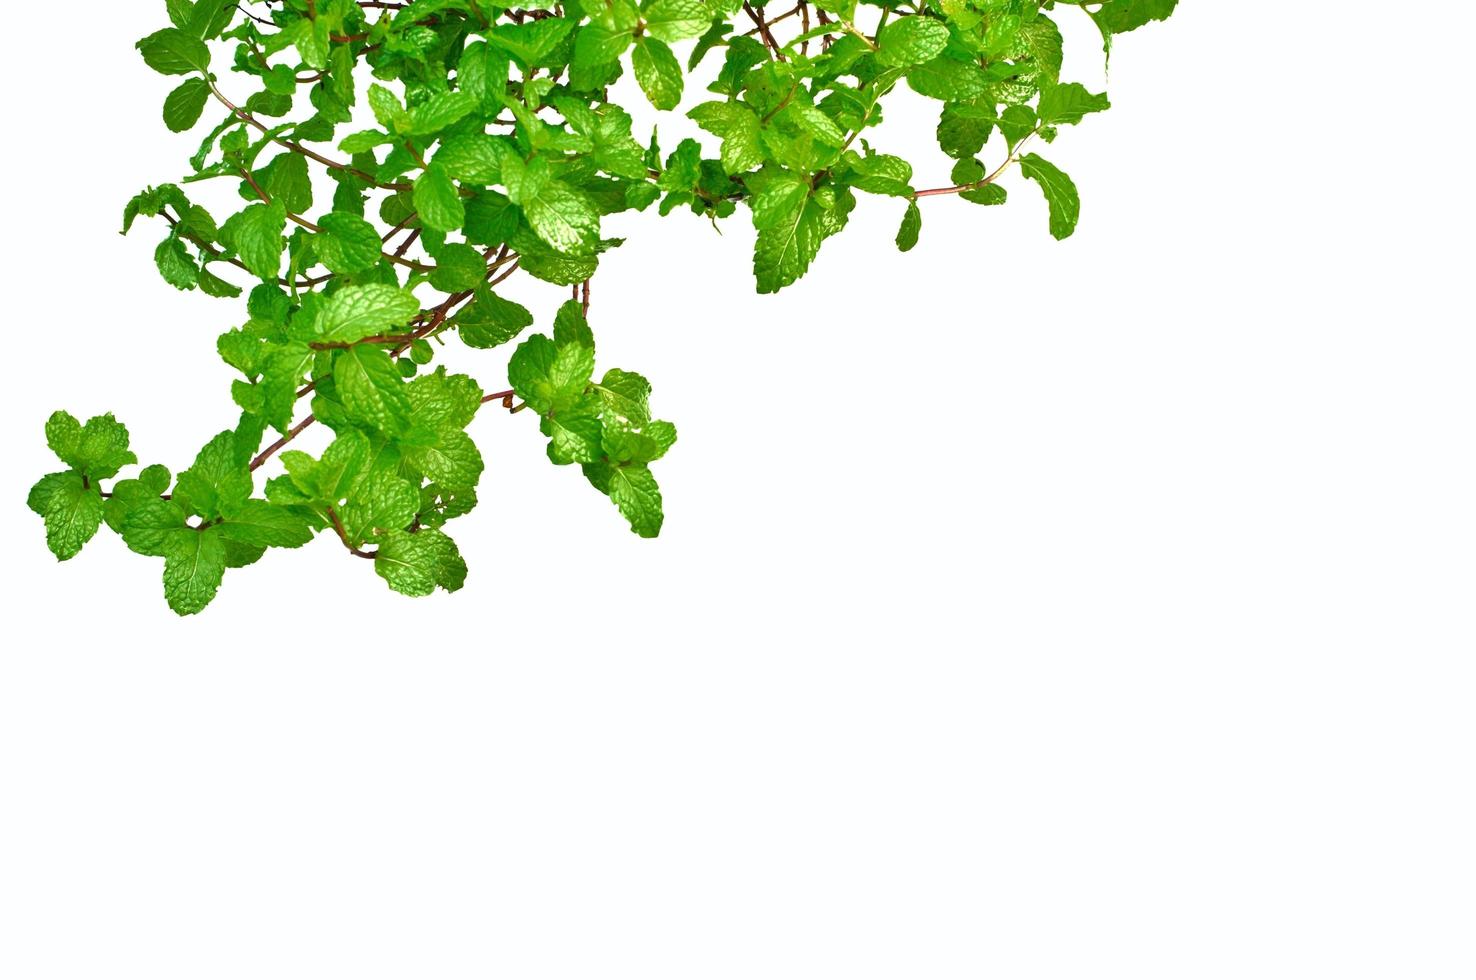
(28, 0, 1177, 615)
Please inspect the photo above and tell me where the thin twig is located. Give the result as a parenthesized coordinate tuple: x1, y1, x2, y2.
(743, 2, 788, 61)
(249, 414, 316, 471)
(207, 81, 411, 192)
(326, 505, 378, 559)
(912, 127, 1043, 199)
(236, 166, 432, 273)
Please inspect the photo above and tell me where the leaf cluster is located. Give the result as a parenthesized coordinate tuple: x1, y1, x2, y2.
(31, 0, 1177, 613)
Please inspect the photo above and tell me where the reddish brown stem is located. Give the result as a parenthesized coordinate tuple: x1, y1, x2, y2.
(744, 2, 788, 61)
(207, 82, 411, 192)
(326, 505, 377, 559)
(743, 4, 802, 37)
(249, 414, 316, 472)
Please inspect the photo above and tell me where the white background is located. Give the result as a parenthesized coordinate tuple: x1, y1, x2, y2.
(2, 2, 1473, 977)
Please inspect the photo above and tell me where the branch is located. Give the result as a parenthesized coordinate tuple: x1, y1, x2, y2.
(244, 247, 521, 479)
(326, 505, 378, 559)
(236, 166, 433, 273)
(249, 413, 316, 471)
(390, 248, 519, 356)
(743, 3, 788, 62)
(381, 210, 419, 242)
(207, 81, 411, 193)
(912, 128, 1043, 199)
(742, 4, 801, 36)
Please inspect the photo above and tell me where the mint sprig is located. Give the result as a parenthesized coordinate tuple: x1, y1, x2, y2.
(30, 0, 1176, 614)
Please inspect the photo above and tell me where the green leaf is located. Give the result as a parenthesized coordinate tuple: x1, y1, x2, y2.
(1093, 0, 1179, 35)
(119, 498, 188, 557)
(262, 153, 313, 214)
(291, 17, 330, 69)
(532, 182, 602, 254)
(998, 104, 1038, 145)
(340, 447, 420, 541)
(786, 103, 846, 147)
(44, 411, 137, 479)
(230, 303, 277, 348)
(368, 84, 410, 133)
(222, 202, 287, 280)
(44, 411, 80, 462)
(199, 265, 241, 297)
(405, 368, 483, 432)
(414, 164, 466, 233)
(937, 102, 995, 159)
(961, 182, 1007, 206)
(949, 158, 1009, 206)
(186, 0, 233, 39)
(433, 133, 509, 185)
(374, 528, 467, 596)
(408, 91, 478, 136)
(339, 129, 391, 154)
(217, 499, 314, 549)
(1018, 153, 1080, 240)
(582, 460, 664, 537)
(458, 39, 509, 110)
(553, 300, 596, 350)
(542, 406, 605, 464)
(457, 285, 534, 349)
(516, 239, 601, 285)
(1013, 18, 1064, 82)
(429, 243, 487, 292)
(688, 102, 764, 173)
(487, 17, 576, 67)
(335, 346, 412, 433)
(876, 16, 950, 67)
(315, 284, 420, 342)
(572, 25, 634, 88)
(1037, 82, 1111, 126)
(509, 333, 596, 415)
(602, 419, 677, 465)
(849, 152, 914, 197)
(907, 55, 990, 102)
(688, 19, 731, 71)
(166, 0, 195, 28)
(632, 36, 684, 111)
(464, 189, 520, 246)
(281, 429, 371, 503)
(508, 158, 601, 255)
(28, 471, 104, 561)
(176, 430, 252, 518)
(163, 77, 211, 132)
(594, 369, 652, 427)
(403, 430, 484, 491)
(642, 0, 712, 42)
(137, 27, 211, 75)
(155, 237, 200, 290)
(896, 200, 921, 252)
(315, 212, 383, 274)
(258, 342, 313, 433)
(77, 415, 137, 478)
(103, 466, 173, 536)
(750, 174, 849, 294)
(162, 528, 228, 615)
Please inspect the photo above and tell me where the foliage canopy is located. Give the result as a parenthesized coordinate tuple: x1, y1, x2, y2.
(30, 0, 1177, 614)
